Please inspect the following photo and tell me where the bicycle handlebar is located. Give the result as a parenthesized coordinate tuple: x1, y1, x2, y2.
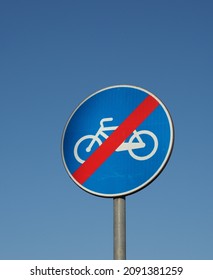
(100, 117, 113, 126)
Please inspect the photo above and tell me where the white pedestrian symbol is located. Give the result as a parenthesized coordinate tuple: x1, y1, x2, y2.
(74, 117, 158, 163)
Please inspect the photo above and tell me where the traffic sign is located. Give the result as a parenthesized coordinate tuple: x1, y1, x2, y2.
(62, 85, 174, 197)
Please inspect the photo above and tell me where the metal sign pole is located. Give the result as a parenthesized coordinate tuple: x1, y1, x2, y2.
(113, 196, 126, 260)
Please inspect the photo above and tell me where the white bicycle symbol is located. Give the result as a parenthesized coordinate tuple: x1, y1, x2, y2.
(74, 117, 158, 164)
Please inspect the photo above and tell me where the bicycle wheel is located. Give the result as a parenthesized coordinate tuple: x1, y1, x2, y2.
(128, 130, 158, 161)
(74, 135, 102, 164)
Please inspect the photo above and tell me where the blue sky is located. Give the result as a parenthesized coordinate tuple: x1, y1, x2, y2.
(0, 0, 212, 260)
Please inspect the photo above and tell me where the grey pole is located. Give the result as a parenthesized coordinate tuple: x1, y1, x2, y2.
(113, 196, 126, 260)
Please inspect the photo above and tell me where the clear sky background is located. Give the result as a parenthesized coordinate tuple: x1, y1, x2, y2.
(0, 0, 212, 260)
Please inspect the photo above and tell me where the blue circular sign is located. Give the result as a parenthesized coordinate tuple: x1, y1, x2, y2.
(62, 85, 174, 197)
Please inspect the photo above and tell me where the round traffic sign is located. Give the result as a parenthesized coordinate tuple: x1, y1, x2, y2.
(62, 85, 174, 197)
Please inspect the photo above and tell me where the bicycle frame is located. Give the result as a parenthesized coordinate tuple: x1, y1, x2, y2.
(86, 121, 145, 153)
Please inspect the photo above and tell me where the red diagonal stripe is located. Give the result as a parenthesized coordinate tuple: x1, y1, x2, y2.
(73, 95, 159, 184)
